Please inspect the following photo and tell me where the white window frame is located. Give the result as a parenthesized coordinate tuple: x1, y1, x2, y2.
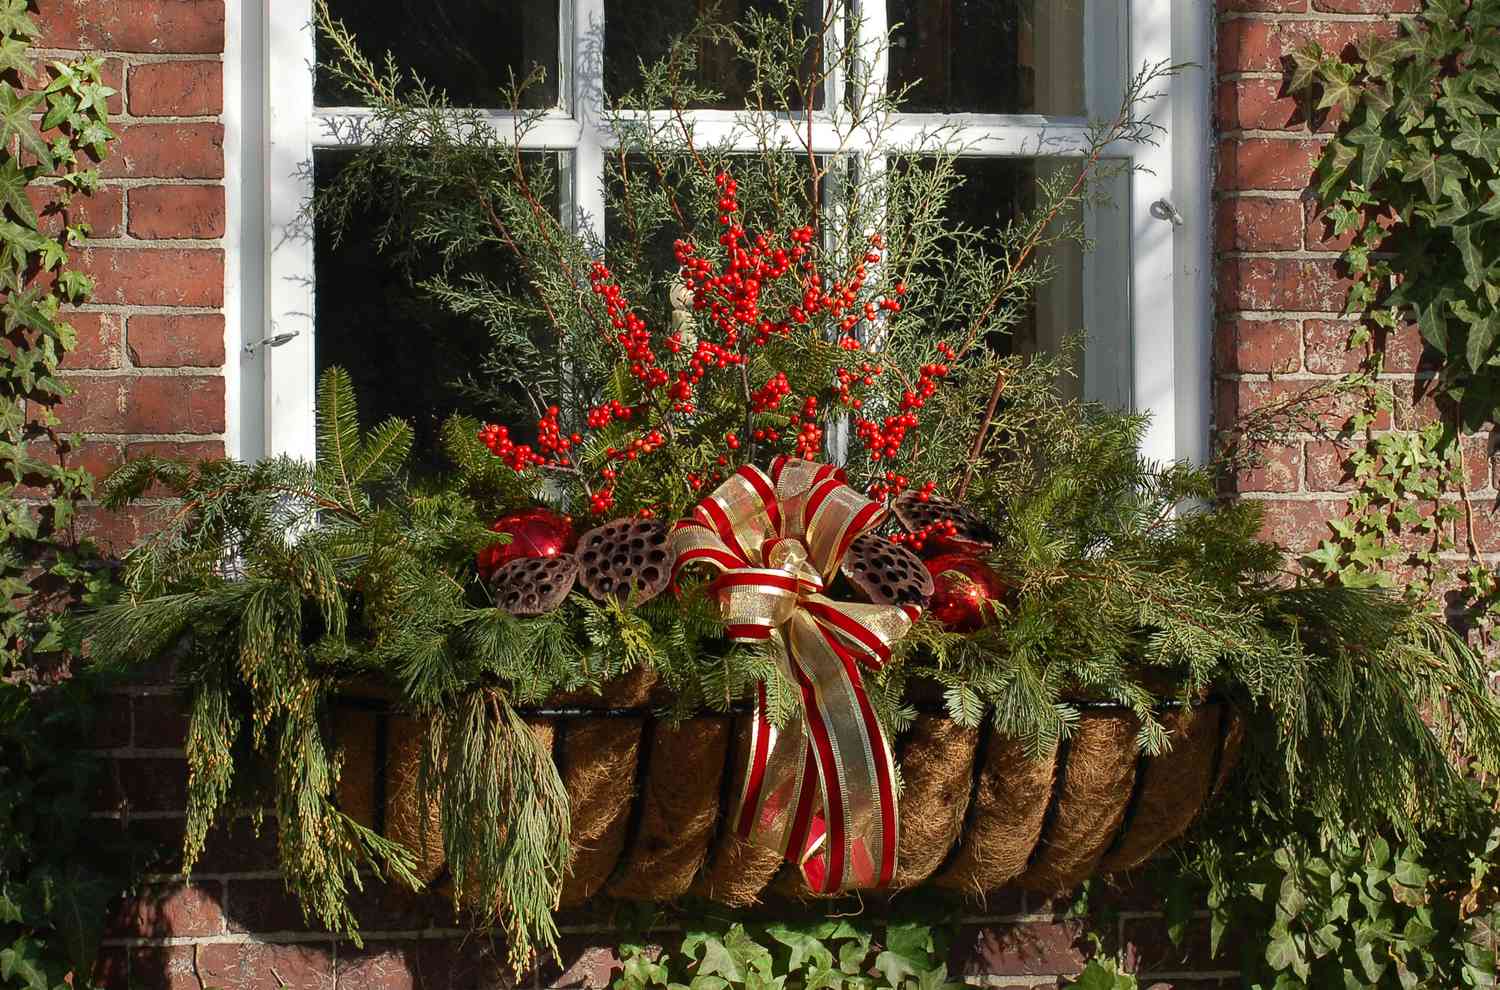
(225, 0, 1211, 468)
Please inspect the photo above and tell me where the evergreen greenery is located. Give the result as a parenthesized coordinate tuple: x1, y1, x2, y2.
(76, 0, 1500, 978)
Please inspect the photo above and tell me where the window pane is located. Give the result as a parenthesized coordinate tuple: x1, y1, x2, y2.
(316, 0, 559, 108)
(887, 0, 1084, 115)
(605, 0, 822, 109)
(930, 158, 1109, 402)
(313, 149, 560, 476)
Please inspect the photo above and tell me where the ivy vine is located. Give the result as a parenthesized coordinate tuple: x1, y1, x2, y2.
(1284, 0, 1500, 626)
(0, 3, 134, 989)
(0, 0, 116, 674)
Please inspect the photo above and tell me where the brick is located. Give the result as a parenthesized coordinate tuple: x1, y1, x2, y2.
(167, 942, 335, 990)
(54, 375, 225, 434)
(1463, 434, 1497, 493)
(126, 815, 280, 875)
(92, 948, 129, 990)
(1218, 379, 1388, 433)
(104, 123, 224, 179)
(107, 881, 224, 939)
(1216, 197, 1303, 252)
(128, 185, 225, 239)
(132, 692, 192, 748)
(126, 945, 201, 990)
(97, 756, 189, 813)
(1376, 322, 1440, 375)
(15, 439, 120, 496)
(37, 1, 225, 54)
(128, 60, 222, 116)
(225, 878, 309, 934)
(1220, 258, 1351, 312)
(72, 247, 224, 306)
(1466, 502, 1500, 554)
(1122, 916, 1220, 974)
(1215, 317, 1300, 373)
(419, 937, 520, 990)
(1303, 319, 1364, 374)
(1217, 18, 1400, 74)
(90, 692, 133, 748)
(1216, 137, 1324, 191)
(128, 313, 226, 366)
(336, 943, 419, 990)
(27, 184, 124, 238)
(1221, 0, 1307, 9)
(60, 312, 125, 369)
(1254, 497, 1349, 551)
(542, 939, 628, 989)
(1237, 442, 1301, 493)
(346, 879, 450, 932)
(949, 921, 1090, 978)
(1313, 0, 1421, 11)
(1216, 77, 1302, 132)
(1306, 440, 1358, 491)
(73, 502, 177, 553)
(1393, 378, 1450, 430)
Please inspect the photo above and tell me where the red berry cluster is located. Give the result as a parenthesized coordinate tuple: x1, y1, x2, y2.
(586, 399, 634, 429)
(477, 423, 547, 471)
(852, 342, 953, 464)
(536, 406, 583, 465)
(751, 371, 792, 412)
(590, 261, 668, 391)
(834, 362, 883, 410)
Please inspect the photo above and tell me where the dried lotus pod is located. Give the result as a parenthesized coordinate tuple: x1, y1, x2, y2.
(841, 532, 934, 607)
(492, 554, 579, 616)
(892, 491, 996, 549)
(575, 517, 675, 605)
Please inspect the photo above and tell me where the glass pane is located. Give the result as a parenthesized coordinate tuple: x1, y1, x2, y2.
(313, 149, 561, 476)
(887, 0, 1084, 115)
(316, 0, 559, 108)
(605, 0, 822, 109)
(933, 158, 1099, 401)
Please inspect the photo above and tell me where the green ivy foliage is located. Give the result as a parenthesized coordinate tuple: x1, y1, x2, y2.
(1169, 773, 1500, 988)
(611, 918, 1137, 990)
(1289, 0, 1500, 428)
(0, 4, 136, 989)
(0, 0, 116, 673)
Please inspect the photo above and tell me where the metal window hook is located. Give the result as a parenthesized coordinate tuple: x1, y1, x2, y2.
(1150, 198, 1186, 228)
(243, 330, 300, 355)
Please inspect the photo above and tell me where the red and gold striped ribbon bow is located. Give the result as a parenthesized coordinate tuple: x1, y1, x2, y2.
(670, 456, 919, 893)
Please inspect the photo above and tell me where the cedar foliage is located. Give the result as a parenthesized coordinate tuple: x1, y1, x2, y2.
(78, 0, 1500, 972)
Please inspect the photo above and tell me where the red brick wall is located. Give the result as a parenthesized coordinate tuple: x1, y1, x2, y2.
(40, 0, 228, 556)
(39, 0, 1431, 987)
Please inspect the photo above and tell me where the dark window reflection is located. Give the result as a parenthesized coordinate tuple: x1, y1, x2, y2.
(919, 158, 1082, 378)
(317, 0, 559, 108)
(605, 0, 822, 109)
(887, 0, 1084, 114)
(313, 150, 556, 476)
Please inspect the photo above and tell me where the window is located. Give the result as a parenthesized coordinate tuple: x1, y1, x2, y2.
(226, 0, 1210, 468)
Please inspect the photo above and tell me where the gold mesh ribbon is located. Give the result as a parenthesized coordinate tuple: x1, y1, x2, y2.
(670, 456, 919, 891)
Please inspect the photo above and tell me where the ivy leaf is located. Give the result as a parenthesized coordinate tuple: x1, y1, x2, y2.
(1438, 75, 1500, 118)
(1287, 43, 1324, 94)
(1347, 115, 1397, 187)
(1454, 118, 1500, 163)
(0, 83, 52, 170)
(0, 156, 36, 227)
(0, 0, 37, 40)
(0, 35, 32, 79)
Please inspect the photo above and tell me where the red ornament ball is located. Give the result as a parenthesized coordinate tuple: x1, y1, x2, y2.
(924, 552, 1008, 633)
(477, 508, 576, 582)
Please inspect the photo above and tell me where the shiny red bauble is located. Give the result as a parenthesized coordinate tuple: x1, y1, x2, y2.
(476, 508, 576, 582)
(924, 552, 1008, 633)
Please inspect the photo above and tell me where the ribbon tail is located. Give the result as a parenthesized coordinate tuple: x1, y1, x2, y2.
(785, 612, 900, 892)
(733, 636, 811, 861)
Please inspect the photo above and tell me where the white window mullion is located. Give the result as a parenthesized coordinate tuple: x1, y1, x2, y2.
(265, 0, 317, 461)
(572, 0, 607, 247)
(1127, 0, 1176, 466)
